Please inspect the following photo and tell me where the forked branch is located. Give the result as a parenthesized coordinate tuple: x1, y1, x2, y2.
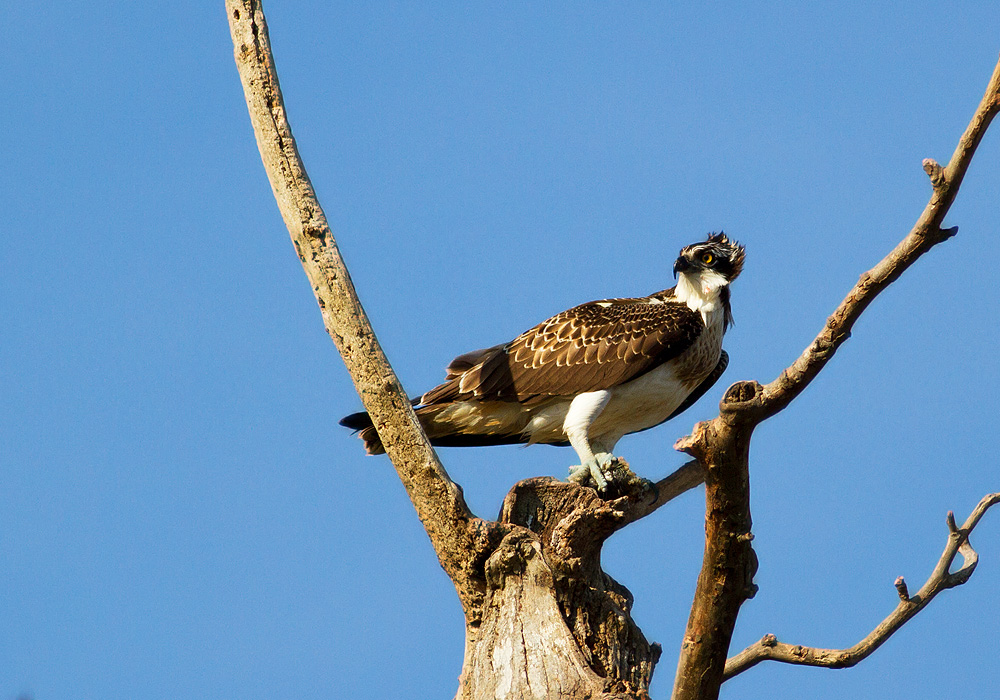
(723, 493, 1000, 679)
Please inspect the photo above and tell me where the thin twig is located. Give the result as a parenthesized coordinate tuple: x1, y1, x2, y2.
(723, 493, 1000, 680)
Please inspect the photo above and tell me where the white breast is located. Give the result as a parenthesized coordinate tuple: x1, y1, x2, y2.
(587, 309, 725, 450)
(509, 277, 730, 450)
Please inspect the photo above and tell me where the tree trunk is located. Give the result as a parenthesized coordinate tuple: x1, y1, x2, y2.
(456, 473, 662, 700)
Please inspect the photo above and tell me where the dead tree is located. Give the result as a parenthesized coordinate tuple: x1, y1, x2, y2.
(226, 3, 1000, 698)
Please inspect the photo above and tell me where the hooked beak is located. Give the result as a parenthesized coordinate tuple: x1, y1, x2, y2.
(673, 256, 691, 278)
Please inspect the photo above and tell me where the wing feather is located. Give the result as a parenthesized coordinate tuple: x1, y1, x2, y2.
(422, 291, 704, 404)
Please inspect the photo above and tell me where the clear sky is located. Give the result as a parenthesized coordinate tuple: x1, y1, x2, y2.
(2, 2, 999, 699)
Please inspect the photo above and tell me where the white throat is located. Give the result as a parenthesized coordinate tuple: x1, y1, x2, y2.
(675, 270, 729, 325)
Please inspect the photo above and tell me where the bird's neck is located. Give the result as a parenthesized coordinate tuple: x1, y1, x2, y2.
(674, 271, 732, 328)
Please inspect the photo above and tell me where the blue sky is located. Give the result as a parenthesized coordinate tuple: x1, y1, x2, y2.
(2, 2, 999, 699)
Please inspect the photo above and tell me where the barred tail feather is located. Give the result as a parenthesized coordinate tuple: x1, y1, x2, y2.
(339, 411, 386, 455)
(358, 426, 385, 455)
(340, 400, 532, 455)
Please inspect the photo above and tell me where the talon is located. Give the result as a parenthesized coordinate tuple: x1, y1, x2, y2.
(568, 453, 616, 491)
(589, 461, 608, 491)
(567, 464, 591, 484)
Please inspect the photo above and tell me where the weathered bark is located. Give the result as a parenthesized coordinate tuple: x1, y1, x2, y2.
(667, 383, 761, 700)
(458, 466, 675, 700)
(225, 0, 496, 623)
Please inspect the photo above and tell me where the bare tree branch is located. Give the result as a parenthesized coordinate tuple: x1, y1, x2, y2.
(669, 402, 756, 700)
(723, 493, 1000, 679)
(225, 0, 496, 617)
(613, 460, 706, 528)
(755, 55, 1000, 421)
(671, 56, 1000, 700)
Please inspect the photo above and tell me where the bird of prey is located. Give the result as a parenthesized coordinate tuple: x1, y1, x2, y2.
(341, 232, 745, 490)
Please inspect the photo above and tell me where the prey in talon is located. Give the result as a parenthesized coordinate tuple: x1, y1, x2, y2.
(341, 233, 745, 492)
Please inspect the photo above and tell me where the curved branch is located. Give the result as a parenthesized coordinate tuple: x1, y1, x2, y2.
(723, 493, 1000, 680)
(751, 55, 1000, 422)
(225, 0, 491, 616)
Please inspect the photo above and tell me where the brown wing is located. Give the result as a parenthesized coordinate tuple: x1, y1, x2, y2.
(421, 293, 704, 405)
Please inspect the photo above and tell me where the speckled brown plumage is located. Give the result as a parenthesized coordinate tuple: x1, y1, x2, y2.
(421, 290, 704, 406)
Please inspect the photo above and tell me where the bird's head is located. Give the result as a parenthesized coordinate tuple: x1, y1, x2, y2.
(673, 232, 745, 288)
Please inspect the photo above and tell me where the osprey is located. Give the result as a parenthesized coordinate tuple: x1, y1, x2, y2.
(341, 233, 745, 490)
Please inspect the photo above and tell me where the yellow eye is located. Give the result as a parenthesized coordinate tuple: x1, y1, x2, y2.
(701, 253, 714, 265)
